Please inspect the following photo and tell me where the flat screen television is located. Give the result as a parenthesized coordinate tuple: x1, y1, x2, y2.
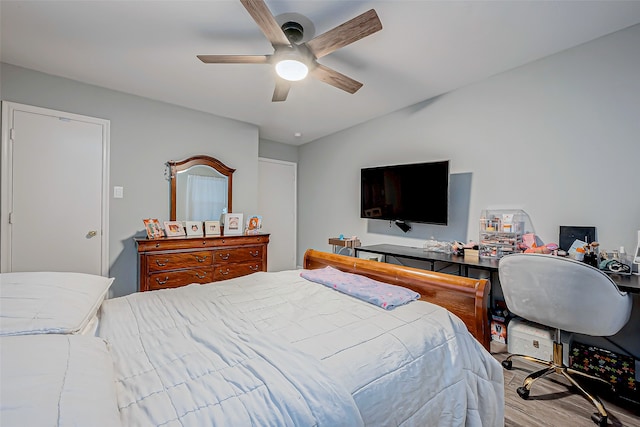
(360, 160, 449, 225)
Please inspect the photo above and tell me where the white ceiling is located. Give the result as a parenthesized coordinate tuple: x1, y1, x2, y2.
(2, 1, 640, 145)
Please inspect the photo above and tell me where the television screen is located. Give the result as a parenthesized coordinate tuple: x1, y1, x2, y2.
(360, 160, 449, 225)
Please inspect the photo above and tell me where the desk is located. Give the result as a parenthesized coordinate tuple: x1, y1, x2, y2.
(355, 244, 499, 276)
(354, 244, 640, 294)
(607, 273, 640, 293)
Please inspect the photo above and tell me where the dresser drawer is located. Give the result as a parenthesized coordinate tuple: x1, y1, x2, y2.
(148, 269, 213, 291)
(213, 262, 263, 281)
(212, 235, 268, 247)
(148, 251, 213, 272)
(213, 247, 263, 264)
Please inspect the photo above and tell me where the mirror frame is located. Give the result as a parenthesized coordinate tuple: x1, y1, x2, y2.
(168, 155, 235, 221)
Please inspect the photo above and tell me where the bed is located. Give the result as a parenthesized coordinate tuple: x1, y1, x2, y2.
(0, 250, 504, 426)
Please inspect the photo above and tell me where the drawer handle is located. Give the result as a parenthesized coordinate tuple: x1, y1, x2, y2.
(219, 268, 230, 276)
(249, 250, 259, 257)
(219, 253, 230, 260)
(195, 255, 208, 262)
(155, 259, 169, 267)
(195, 272, 208, 279)
(155, 276, 170, 285)
(249, 265, 259, 272)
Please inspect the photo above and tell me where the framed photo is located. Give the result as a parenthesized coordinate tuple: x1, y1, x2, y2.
(224, 213, 243, 235)
(245, 215, 262, 235)
(185, 221, 203, 237)
(163, 220, 185, 237)
(204, 220, 221, 236)
(143, 218, 164, 239)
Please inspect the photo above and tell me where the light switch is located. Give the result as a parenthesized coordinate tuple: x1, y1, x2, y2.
(114, 186, 124, 198)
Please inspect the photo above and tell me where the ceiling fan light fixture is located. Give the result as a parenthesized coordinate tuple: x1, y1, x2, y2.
(275, 59, 308, 81)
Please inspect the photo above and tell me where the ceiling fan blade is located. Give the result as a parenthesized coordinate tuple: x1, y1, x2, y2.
(197, 54, 270, 64)
(240, 0, 290, 47)
(272, 78, 291, 102)
(306, 9, 382, 59)
(310, 64, 363, 94)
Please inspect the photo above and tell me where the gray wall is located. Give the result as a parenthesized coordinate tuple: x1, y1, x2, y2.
(298, 24, 640, 262)
(297, 24, 640, 357)
(1, 63, 259, 297)
(258, 138, 299, 163)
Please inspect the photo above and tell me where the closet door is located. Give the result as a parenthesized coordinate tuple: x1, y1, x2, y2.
(258, 158, 296, 271)
(1, 102, 110, 275)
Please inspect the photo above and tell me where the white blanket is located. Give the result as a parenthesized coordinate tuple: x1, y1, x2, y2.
(99, 270, 504, 426)
(0, 334, 122, 427)
(0, 271, 113, 336)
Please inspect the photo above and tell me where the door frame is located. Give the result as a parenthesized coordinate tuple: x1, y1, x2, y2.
(1, 101, 110, 275)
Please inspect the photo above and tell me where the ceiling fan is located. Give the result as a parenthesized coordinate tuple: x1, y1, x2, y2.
(197, 0, 382, 102)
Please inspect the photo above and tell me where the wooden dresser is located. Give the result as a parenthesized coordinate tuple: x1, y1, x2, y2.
(135, 234, 269, 292)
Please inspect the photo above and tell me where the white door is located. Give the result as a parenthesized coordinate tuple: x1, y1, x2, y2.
(1, 102, 110, 275)
(258, 158, 296, 271)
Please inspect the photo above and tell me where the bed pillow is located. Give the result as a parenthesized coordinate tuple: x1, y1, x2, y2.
(0, 334, 122, 427)
(301, 266, 420, 310)
(0, 271, 114, 336)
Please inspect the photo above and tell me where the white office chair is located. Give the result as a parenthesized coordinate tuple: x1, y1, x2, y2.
(498, 253, 632, 427)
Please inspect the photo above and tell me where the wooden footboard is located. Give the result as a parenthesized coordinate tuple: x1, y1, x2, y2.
(303, 249, 491, 351)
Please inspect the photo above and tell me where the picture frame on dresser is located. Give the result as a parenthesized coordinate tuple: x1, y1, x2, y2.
(164, 221, 185, 237)
(245, 215, 262, 235)
(185, 221, 203, 236)
(143, 218, 164, 239)
(204, 220, 221, 236)
(224, 213, 243, 235)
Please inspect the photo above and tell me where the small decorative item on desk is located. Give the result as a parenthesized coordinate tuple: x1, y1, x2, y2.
(164, 220, 185, 237)
(599, 250, 632, 275)
(463, 246, 480, 261)
(328, 236, 361, 256)
(245, 215, 262, 235)
(422, 239, 453, 254)
(204, 220, 221, 236)
(143, 218, 164, 239)
(582, 243, 599, 267)
(223, 213, 243, 235)
(185, 221, 203, 236)
(568, 239, 588, 261)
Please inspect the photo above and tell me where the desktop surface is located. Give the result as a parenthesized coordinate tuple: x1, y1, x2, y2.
(355, 244, 639, 293)
(355, 244, 499, 271)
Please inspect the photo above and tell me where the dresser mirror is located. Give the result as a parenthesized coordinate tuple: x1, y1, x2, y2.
(168, 155, 235, 221)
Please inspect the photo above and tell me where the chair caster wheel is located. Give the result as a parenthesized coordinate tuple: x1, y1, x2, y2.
(517, 387, 530, 399)
(591, 413, 607, 426)
(502, 360, 512, 370)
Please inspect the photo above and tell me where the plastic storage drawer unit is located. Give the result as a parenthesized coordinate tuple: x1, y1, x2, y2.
(507, 318, 554, 361)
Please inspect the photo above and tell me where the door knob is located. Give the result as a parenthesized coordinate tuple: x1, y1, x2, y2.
(86, 230, 98, 238)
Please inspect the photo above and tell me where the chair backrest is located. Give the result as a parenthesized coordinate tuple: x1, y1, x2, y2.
(498, 253, 632, 336)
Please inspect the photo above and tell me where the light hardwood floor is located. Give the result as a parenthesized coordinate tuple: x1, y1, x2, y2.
(491, 343, 640, 426)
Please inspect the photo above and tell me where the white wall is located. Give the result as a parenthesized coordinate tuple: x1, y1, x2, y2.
(1, 63, 259, 296)
(298, 24, 640, 263)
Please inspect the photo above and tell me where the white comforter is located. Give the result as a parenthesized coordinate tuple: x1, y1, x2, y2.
(98, 270, 504, 426)
(0, 334, 122, 427)
(0, 271, 113, 336)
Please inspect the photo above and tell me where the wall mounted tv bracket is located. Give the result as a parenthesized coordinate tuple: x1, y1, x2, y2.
(394, 220, 412, 233)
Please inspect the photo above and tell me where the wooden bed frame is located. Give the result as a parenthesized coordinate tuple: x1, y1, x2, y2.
(303, 249, 491, 351)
